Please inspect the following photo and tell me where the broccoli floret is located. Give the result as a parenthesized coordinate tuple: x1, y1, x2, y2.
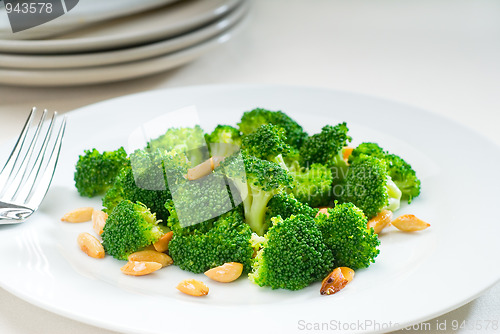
(74, 147, 129, 197)
(290, 163, 333, 207)
(205, 125, 242, 157)
(102, 149, 189, 221)
(348, 142, 385, 161)
(349, 142, 421, 203)
(384, 154, 420, 202)
(283, 147, 301, 169)
(167, 209, 254, 273)
(337, 155, 401, 219)
(249, 214, 334, 290)
(238, 108, 308, 149)
(266, 193, 319, 228)
(102, 200, 164, 260)
(316, 203, 380, 269)
(299, 123, 352, 182)
(164, 199, 215, 235)
(147, 125, 207, 165)
(219, 153, 293, 236)
(168, 172, 236, 228)
(241, 124, 290, 169)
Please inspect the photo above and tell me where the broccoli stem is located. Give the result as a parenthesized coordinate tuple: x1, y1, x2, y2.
(331, 151, 349, 183)
(385, 177, 402, 211)
(272, 154, 289, 171)
(246, 188, 274, 236)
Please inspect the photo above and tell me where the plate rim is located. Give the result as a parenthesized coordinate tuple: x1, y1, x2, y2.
(0, 0, 243, 54)
(0, 14, 247, 87)
(0, 2, 247, 70)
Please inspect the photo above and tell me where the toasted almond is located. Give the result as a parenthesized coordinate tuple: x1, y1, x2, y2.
(128, 250, 173, 268)
(343, 147, 354, 162)
(153, 231, 174, 253)
(186, 159, 213, 180)
(61, 207, 94, 223)
(367, 210, 393, 234)
(391, 214, 430, 232)
(177, 279, 209, 297)
(186, 156, 225, 180)
(315, 207, 331, 218)
(320, 267, 355, 295)
(77, 232, 105, 259)
(211, 156, 225, 169)
(91, 210, 108, 235)
(204, 262, 243, 283)
(120, 261, 162, 276)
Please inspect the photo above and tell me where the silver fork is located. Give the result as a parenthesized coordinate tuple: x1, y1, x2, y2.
(0, 108, 66, 224)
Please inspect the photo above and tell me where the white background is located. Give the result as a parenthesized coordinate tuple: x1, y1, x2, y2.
(0, 0, 499, 333)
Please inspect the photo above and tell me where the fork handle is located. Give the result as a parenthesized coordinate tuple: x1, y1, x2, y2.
(0, 201, 34, 223)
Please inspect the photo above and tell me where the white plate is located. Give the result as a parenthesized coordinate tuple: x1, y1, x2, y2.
(0, 85, 499, 334)
(0, 2, 246, 70)
(0, 0, 178, 40)
(0, 12, 246, 87)
(0, 0, 242, 54)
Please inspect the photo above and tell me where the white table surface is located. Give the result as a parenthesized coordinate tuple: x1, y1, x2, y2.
(0, 0, 499, 333)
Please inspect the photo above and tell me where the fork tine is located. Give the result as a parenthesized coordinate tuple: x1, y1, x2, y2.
(13, 112, 57, 203)
(25, 116, 66, 210)
(0, 109, 47, 198)
(0, 107, 36, 187)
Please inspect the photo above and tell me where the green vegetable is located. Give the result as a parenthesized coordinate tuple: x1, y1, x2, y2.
(337, 155, 402, 219)
(265, 193, 318, 227)
(241, 124, 291, 170)
(205, 125, 242, 157)
(238, 108, 308, 149)
(102, 149, 189, 221)
(290, 163, 333, 207)
(102, 200, 164, 260)
(167, 207, 254, 273)
(169, 173, 235, 228)
(147, 125, 207, 165)
(348, 142, 384, 159)
(74, 147, 129, 197)
(219, 153, 293, 236)
(316, 202, 380, 269)
(299, 123, 351, 182)
(349, 142, 421, 202)
(249, 214, 334, 290)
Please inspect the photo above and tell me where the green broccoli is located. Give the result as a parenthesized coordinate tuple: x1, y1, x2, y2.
(349, 142, 421, 202)
(316, 203, 380, 269)
(266, 193, 319, 228)
(218, 153, 293, 236)
(169, 172, 235, 228)
(241, 124, 291, 169)
(290, 163, 333, 207)
(238, 108, 308, 149)
(74, 147, 129, 197)
(205, 125, 242, 157)
(167, 208, 254, 273)
(299, 123, 352, 183)
(249, 214, 334, 290)
(384, 153, 421, 202)
(102, 149, 189, 221)
(164, 199, 214, 235)
(337, 155, 401, 219)
(147, 125, 207, 165)
(101, 200, 164, 260)
(283, 147, 301, 169)
(348, 142, 385, 160)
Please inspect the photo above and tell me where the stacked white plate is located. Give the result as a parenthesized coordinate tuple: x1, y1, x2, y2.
(0, 0, 248, 86)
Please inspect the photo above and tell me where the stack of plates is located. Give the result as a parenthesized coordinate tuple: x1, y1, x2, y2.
(0, 0, 248, 87)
